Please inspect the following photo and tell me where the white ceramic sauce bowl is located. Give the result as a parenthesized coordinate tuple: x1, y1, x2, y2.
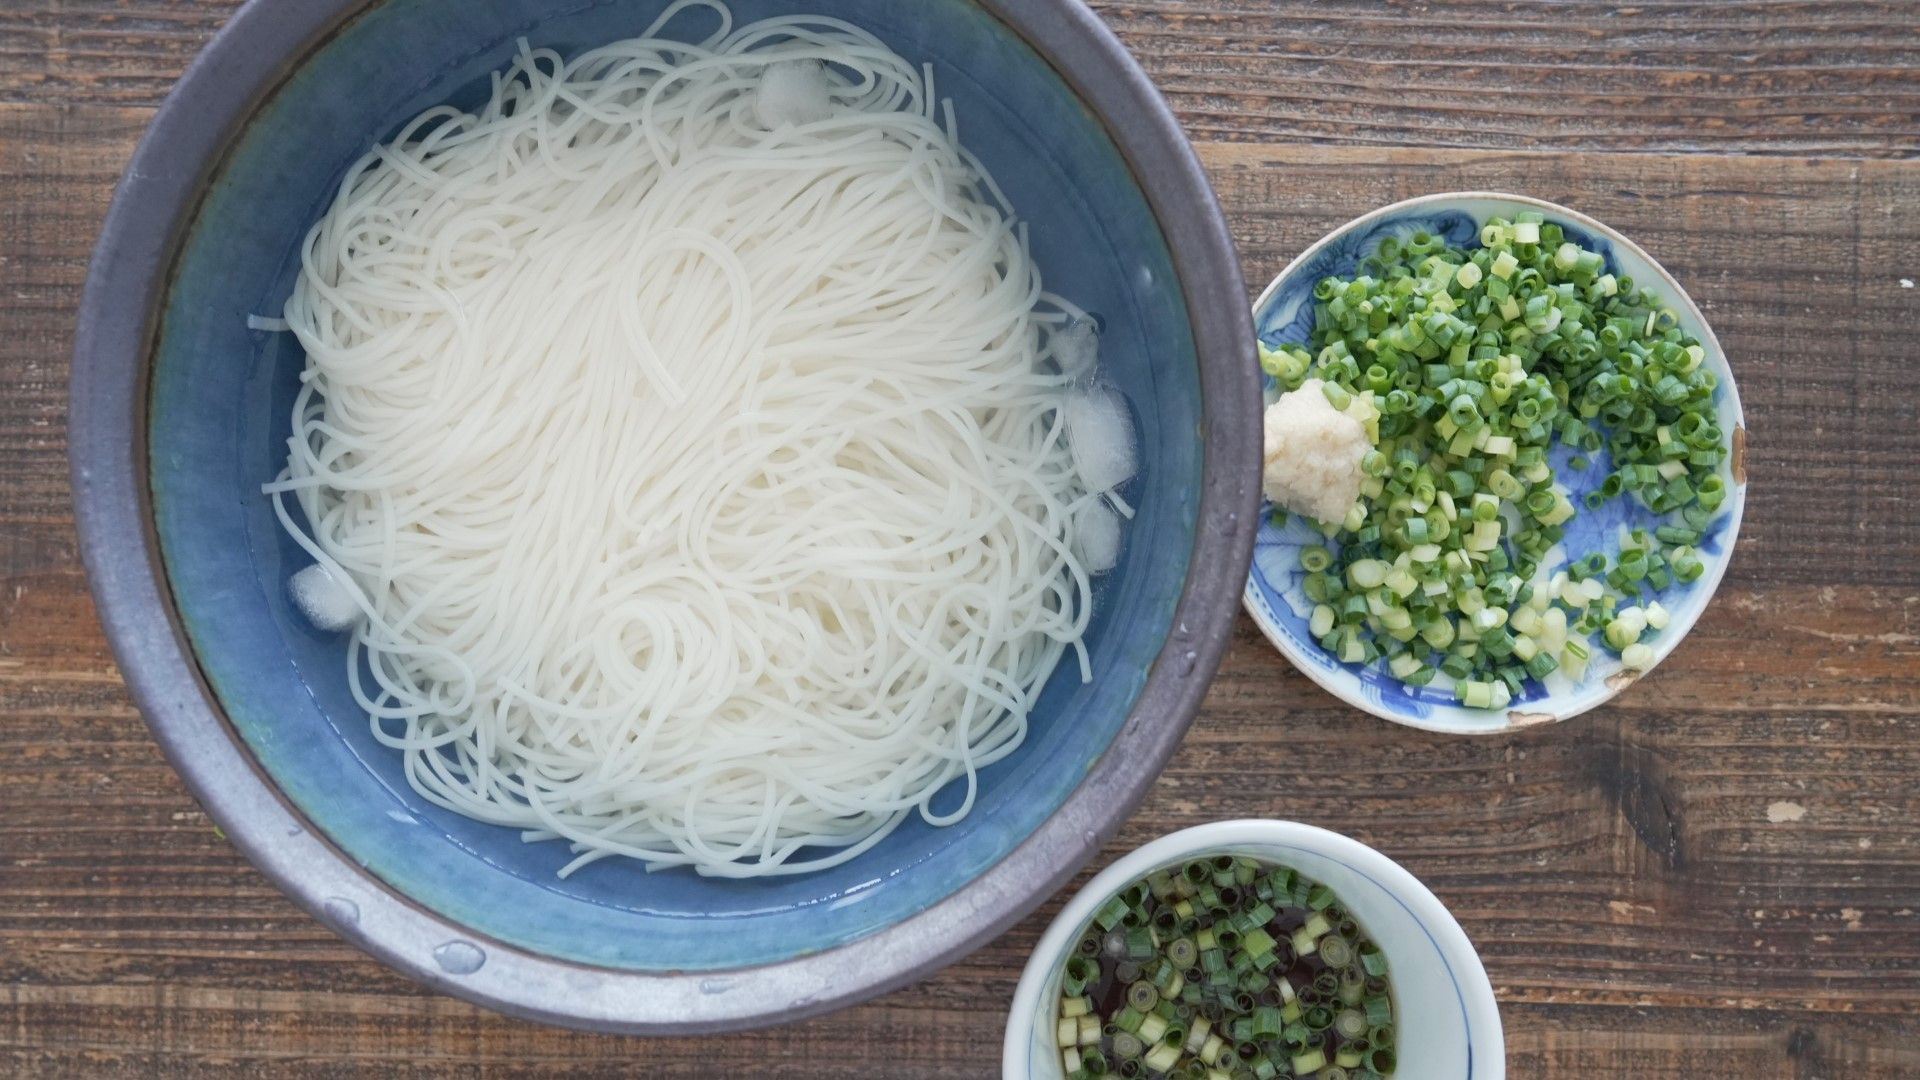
(1004, 820, 1503, 1079)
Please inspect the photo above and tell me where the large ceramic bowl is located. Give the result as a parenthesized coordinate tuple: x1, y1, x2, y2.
(1246, 192, 1747, 735)
(69, 0, 1260, 1032)
(1004, 821, 1504, 1080)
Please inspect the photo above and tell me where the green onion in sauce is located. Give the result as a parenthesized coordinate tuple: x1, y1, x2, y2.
(1054, 856, 1394, 1079)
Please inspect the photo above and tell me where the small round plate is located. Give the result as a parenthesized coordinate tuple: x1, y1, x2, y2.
(1245, 192, 1747, 734)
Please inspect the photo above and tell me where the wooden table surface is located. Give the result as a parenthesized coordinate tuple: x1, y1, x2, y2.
(3, 2, 1918, 1076)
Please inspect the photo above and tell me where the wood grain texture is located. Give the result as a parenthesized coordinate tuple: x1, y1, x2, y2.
(3, 1, 1919, 154)
(3, 2, 1919, 1076)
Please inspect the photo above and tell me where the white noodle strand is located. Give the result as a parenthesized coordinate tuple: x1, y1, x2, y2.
(269, 9, 1108, 878)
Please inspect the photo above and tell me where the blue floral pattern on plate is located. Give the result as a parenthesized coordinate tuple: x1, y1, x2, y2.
(1244, 194, 1747, 733)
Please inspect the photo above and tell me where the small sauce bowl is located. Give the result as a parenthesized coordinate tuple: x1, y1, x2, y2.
(1004, 820, 1503, 1079)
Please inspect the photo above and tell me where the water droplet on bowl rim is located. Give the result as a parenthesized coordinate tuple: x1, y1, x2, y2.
(321, 896, 359, 925)
(433, 940, 486, 975)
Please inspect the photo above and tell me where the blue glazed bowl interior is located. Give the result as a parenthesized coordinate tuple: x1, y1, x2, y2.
(149, 0, 1200, 972)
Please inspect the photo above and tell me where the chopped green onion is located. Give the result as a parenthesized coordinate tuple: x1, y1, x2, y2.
(1064, 956, 1099, 996)
(1276, 218, 1727, 710)
(1359, 947, 1388, 977)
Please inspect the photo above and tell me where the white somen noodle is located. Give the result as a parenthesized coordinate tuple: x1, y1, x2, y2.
(266, 0, 1122, 878)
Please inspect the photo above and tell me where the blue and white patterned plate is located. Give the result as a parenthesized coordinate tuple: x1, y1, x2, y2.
(1246, 193, 1747, 734)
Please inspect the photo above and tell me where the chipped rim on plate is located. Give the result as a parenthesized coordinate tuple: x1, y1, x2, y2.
(1245, 192, 1747, 735)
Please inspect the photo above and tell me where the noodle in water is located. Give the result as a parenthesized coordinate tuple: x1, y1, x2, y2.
(268, 1, 1121, 878)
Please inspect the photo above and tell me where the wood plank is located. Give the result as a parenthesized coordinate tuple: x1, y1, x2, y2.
(1, 98, 1918, 1074)
(9, 998, 1918, 1079)
(1200, 143, 1920, 588)
(0, 0, 1917, 1071)
(0, 1, 236, 110)
(3, 574, 1917, 1074)
(0, 103, 143, 559)
(6, 104, 1920, 584)
(1099, 0, 1920, 155)
(1, 2, 1918, 154)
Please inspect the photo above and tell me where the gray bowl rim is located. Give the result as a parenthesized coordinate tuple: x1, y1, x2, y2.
(68, 0, 1261, 1035)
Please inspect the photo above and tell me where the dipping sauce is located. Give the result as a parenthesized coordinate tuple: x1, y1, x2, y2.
(1053, 855, 1396, 1079)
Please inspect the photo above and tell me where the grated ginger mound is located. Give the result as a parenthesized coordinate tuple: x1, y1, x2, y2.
(1262, 378, 1372, 525)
